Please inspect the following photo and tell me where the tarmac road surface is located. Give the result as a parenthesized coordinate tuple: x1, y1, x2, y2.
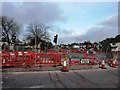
(1, 68, 119, 88)
(63, 51, 107, 60)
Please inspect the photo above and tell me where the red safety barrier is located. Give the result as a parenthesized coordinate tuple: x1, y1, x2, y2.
(11, 51, 36, 67)
(22, 51, 35, 66)
(0, 51, 2, 67)
(1, 50, 10, 67)
(79, 58, 90, 65)
(9, 51, 18, 66)
(10, 52, 17, 62)
(48, 49, 67, 55)
(12, 51, 24, 66)
(58, 49, 68, 55)
(83, 53, 96, 64)
(14, 51, 36, 66)
(36, 53, 61, 65)
(80, 49, 87, 53)
(69, 59, 79, 64)
(48, 49, 56, 53)
(71, 49, 87, 53)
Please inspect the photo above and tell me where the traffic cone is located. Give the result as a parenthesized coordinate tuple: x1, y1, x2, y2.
(86, 50, 89, 54)
(100, 60, 107, 69)
(111, 59, 117, 68)
(61, 57, 69, 72)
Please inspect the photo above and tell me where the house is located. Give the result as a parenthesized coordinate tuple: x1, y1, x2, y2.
(110, 42, 120, 51)
(0, 37, 9, 50)
(73, 45, 79, 49)
(109, 35, 120, 52)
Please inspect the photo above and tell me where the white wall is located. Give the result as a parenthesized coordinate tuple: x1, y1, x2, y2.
(110, 42, 120, 51)
(73, 45, 79, 49)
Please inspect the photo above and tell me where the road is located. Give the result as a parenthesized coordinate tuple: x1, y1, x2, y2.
(63, 51, 107, 60)
(2, 68, 119, 88)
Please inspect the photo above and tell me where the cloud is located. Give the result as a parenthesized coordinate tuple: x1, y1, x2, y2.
(97, 13, 118, 27)
(2, 2, 67, 40)
(48, 27, 74, 44)
(59, 29, 74, 37)
(58, 35, 77, 44)
(1, 2, 118, 44)
(80, 13, 118, 42)
(78, 26, 118, 42)
(59, 13, 118, 44)
(2, 2, 66, 24)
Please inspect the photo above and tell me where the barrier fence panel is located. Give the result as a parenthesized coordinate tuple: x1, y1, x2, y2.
(9, 51, 17, 66)
(80, 59, 90, 64)
(50, 53, 61, 64)
(0, 51, 2, 67)
(1, 51, 62, 67)
(83, 53, 96, 64)
(12, 51, 24, 66)
(69, 59, 79, 64)
(23, 51, 35, 66)
(11, 51, 36, 67)
(58, 49, 68, 55)
(1, 51, 10, 67)
(36, 53, 61, 65)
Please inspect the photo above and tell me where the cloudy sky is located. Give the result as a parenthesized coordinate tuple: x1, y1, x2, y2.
(1, 0, 118, 44)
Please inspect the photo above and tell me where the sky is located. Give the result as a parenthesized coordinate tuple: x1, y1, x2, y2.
(1, 0, 119, 44)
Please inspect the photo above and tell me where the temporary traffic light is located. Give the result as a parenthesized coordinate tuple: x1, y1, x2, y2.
(53, 34, 58, 44)
(12, 35, 16, 43)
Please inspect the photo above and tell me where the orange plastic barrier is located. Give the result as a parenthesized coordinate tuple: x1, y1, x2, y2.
(69, 59, 79, 64)
(36, 53, 61, 65)
(12, 51, 35, 67)
(1, 50, 10, 67)
(84, 53, 96, 64)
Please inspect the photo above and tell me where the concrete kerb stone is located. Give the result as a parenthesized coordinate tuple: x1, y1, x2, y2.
(2, 64, 99, 72)
(91, 64, 99, 69)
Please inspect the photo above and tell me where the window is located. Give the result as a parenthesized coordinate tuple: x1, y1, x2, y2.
(112, 43, 115, 45)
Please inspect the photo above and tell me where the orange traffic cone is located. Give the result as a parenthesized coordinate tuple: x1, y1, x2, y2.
(86, 50, 89, 54)
(100, 60, 107, 69)
(61, 57, 69, 72)
(111, 59, 117, 68)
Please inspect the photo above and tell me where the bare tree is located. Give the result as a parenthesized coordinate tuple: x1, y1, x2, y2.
(25, 23, 50, 46)
(0, 16, 20, 45)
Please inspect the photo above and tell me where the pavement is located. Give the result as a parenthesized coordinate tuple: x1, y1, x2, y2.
(1, 64, 96, 72)
(1, 68, 119, 88)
